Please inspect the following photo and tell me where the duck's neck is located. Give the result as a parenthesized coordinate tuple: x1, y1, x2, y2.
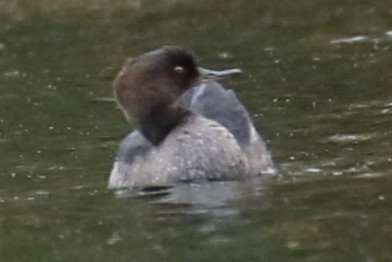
(138, 105, 190, 146)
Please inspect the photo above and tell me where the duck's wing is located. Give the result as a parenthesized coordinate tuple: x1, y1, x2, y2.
(108, 131, 154, 189)
(179, 82, 275, 175)
(114, 131, 152, 165)
(179, 82, 252, 145)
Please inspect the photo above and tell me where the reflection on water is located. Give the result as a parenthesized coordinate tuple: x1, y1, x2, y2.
(330, 30, 392, 44)
(115, 177, 270, 210)
(1, 0, 392, 261)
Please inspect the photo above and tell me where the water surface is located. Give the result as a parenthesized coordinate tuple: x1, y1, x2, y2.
(1, 1, 392, 261)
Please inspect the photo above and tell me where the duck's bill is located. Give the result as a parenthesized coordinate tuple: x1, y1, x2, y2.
(197, 67, 242, 82)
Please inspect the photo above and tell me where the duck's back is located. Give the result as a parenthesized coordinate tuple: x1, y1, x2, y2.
(180, 82, 274, 175)
(108, 115, 248, 189)
(180, 82, 251, 144)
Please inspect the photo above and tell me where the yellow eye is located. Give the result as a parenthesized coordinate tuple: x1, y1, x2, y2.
(174, 66, 185, 74)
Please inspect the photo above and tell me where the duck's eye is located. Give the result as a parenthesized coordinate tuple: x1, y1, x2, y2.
(174, 66, 185, 74)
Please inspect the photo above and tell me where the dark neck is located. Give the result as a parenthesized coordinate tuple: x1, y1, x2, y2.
(139, 106, 190, 146)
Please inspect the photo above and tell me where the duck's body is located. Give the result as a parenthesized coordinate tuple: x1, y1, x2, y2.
(108, 47, 275, 190)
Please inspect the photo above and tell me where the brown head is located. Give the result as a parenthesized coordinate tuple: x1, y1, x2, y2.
(113, 47, 199, 126)
(113, 46, 241, 145)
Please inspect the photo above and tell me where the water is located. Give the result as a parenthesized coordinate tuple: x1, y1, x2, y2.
(1, 0, 392, 261)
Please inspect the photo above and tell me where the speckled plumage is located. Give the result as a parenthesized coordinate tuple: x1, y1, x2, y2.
(108, 47, 275, 190)
(108, 115, 250, 189)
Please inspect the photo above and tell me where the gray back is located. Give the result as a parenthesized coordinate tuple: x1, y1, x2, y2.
(180, 82, 252, 146)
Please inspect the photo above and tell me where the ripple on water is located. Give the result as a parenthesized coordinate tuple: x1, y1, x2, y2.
(330, 31, 392, 45)
(327, 133, 376, 143)
(2, 70, 26, 78)
(330, 36, 368, 44)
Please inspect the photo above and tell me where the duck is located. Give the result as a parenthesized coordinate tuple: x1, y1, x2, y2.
(108, 46, 275, 190)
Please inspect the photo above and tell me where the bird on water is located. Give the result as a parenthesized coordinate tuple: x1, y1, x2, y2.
(108, 46, 275, 190)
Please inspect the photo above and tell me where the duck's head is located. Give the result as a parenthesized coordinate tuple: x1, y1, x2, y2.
(113, 46, 241, 126)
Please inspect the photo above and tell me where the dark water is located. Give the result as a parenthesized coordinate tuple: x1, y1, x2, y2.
(1, 1, 392, 261)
